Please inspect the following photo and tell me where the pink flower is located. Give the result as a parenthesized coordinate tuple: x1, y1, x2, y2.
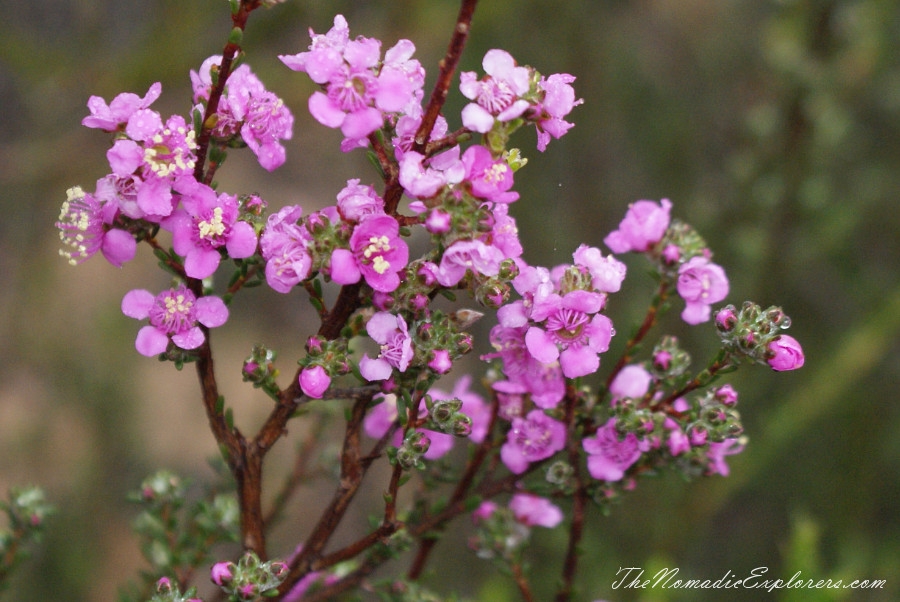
(604, 199, 672, 254)
(525, 290, 614, 378)
(336, 179, 385, 222)
(398, 148, 465, 199)
(331, 215, 409, 293)
(509, 493, 563, 528)
(436, 239, 504, 287)
(359, 312, 414, 381)
(582, 418, 645, 481)
(280, 15, 423, 143)
(500, 409, 566, 474)
(484, 324, 565, 409)
(56, 186, 136, 267)
(82, 82, 162, 131)
(299, 365, 331, 398)
(609, 364, 652, 401)
(767, 335, 804, 371)
(461, 145, 519, 204)
(676, 256, 729, 324)
(573, 245, 627, 293)
(532, 73, 582, 151)
(121, 285, 228, 356)
(260, 205, 313, 293)
(460, 49, 530, 133)
(163, 181, 258, 279)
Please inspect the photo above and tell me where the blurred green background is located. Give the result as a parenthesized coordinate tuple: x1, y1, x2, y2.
(1, 0, 899, 600)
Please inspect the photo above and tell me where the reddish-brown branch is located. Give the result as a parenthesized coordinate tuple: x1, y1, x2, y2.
(413, 0, 479, 152)
(555, 387, 586, 602)
(278, 396, 372, 591)
(193, 0, 262, 183)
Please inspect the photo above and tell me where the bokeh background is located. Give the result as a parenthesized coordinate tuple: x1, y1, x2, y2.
(1, 0, 899, 600)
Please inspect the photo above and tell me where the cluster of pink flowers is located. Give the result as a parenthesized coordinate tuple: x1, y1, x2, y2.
(58, 10, 808, 596)
(191, 56, 294, 171)
(279, 14, 425, 150)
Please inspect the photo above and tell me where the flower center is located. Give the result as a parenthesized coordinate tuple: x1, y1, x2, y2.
(546, 308, 588, 343)
(197, 207, 227, 246)
(481, 162, 509, 184)
(143, 126, 197, 177)
(478, 78, 516, 114)
(362, 235, 392, 274)
(149, 287, 197, 334)
(330, 69, 376, 112)
(514, 421, 552, 456)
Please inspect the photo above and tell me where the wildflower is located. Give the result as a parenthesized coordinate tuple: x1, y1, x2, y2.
(398, 148, 465, 199)
(676, 255, 729, 324)
(500, 409, 566, 474)
(604, 199, 672, 254)
(82, 82, 162, 131)
(56, 186, 136, 267)
(531, 73, 582, 151)
(436, 239, 504, 287)
(280, 15, 423, 142)
(509, 493, 563, 528)
(359, 312, 414, 381)
(572, 244, 627, 293)
(460, 49, 530, 133)
(331, 215, 409, 292)
(163, 181, 258, 279)
(363, 395, 454, 459)
(121, 285, 228, 356)
(259, 205, 313, 293)
(211, 562, 234, 586)
(192, 57, 294, 170)
(706, 438, 745, 476)
(525, 290, 614, 378)
(461, 145, 519, 204)
(335, 178, 385, 222)
(767, 335, 805, 371)
(582, 418, 646, 481)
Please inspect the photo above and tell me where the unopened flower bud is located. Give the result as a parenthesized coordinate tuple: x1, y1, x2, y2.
(688, 423, 708, 446)
(715, 306, 738, 332)
(714, 384, 738, 406)
(373, 291, 396, 310)
(767, 335, 804, 371)
(427, 349, 453, 374)
(299, 365, 330, 399)
(211, 561, 234, 586)
(452, 414, 473, 436)
(425, 208, 452, 233)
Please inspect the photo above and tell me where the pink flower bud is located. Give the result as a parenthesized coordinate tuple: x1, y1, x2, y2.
(210, 561, 234, 586)
(299, 365, 331, 398)
(767, 335, 804, 371)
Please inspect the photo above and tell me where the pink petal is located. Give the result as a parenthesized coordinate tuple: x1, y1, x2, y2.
(308, 92, 346, 128)
(360, 355, 392, 381)
(225, 221, 258, 258)
(172, 326, 205, 350)
(135, 325, 169, 356)
(121, 289, 155, 319)
(195, 296, 229, 328)
(329, 249, 361, 285)
(184, 248, 221, 279)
